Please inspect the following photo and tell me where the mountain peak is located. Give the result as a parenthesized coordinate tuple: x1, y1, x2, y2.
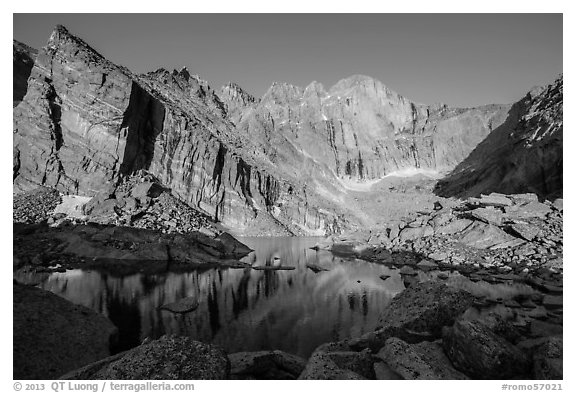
(329, 74, 384, 93)
(221, 83, 255, 101)
(44, 24, 121, 74)
(304, 80, 326, 93)
(174, 66, 191, 81)
(48, 24, 74, 46)
(262, 82, 303, 103)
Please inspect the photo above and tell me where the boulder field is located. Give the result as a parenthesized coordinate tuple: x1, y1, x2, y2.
(320, 192, 563, 278)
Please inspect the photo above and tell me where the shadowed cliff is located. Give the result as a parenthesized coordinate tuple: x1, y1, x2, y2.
(434, 76, 563, 200)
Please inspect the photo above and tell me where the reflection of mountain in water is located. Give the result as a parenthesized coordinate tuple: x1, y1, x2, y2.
(22, 237, 407, 357)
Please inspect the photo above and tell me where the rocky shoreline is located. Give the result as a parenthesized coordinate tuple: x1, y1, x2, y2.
(317, 192, 563, 292)
(13, 186, 562, 380)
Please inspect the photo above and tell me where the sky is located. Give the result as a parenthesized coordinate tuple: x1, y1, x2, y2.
(13, 14, 562, 107)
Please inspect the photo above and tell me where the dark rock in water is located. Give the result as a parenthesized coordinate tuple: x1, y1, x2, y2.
(532, 336, 563, 380)
(442, 319, 530, 379)
(299, 344, 375, 380)
(13, 282, 118, 379)
(377, 338, 468, 380)
(62, 335, 230, 379)
(399, 265, 417, 276)
(229, 350, 306, 380)
(306, 263, 330, 273)
(160, 296, 200, 313)
(252, 265, 295, 271)
(216, 232, 253, 257)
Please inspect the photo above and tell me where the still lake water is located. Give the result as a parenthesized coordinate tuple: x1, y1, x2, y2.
(15, 237, 537, 358)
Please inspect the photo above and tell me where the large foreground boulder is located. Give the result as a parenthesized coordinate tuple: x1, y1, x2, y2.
(13, 282, 118, 379)
(299, 343, 375, 380)
(349, 281, 476, 352)
(62, 335, 230, 379)
(377, 337, 468, 380)
(532, 336, 563, 380)
(377, 281, 476, 337)
(229, 350, 307, 379)
(442, 319, 531, 379)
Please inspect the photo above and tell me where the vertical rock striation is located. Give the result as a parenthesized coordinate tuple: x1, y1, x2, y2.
(224, 74, 512, 183)
(13, 26, 335, 235)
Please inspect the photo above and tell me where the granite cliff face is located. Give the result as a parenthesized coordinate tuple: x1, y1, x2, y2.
(219, 82, 257, 121)
(222, 75, 511, 183)
(13, 26, 337, 235)
(13, 26, 562, 235)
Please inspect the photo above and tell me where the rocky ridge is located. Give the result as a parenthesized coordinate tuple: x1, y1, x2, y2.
(13, 26, 562, 236)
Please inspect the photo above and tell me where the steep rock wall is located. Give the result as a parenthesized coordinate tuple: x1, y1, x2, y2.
(224, 75, 512, 183)
(12, 27, 335, 235)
